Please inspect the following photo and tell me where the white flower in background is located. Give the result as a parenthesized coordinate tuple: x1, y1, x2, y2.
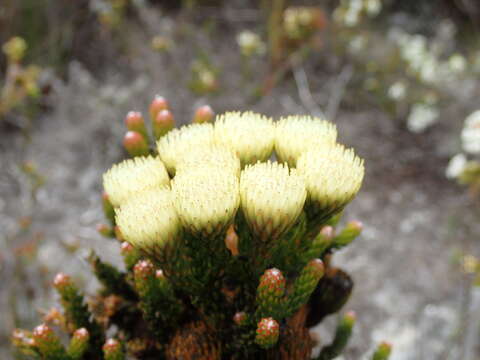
(461, 110, 480, 154)
(365, 0, 381, 16)
(418, 57, 438, 83)
(448, 54, 467, 73)
(407, 104, 439, 133)
(236, 30, 265, 57)
(445, 153, 467, 179)
(388, 81, 407, 101)
(348, 35, 367, 54)
(343, 8, 360, 27)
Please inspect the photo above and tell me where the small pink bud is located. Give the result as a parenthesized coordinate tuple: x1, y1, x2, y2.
(155, 269, 165, 279)
(103, 338, 123, 357)
(73, 328, 89, 340)
(347, 220, 363, 232)
(255, 317, 279, 348)
(343, 310, 357, 327)
(53, 273, 71, 290)
(120, 242, 134, 255)
(125, 111, 147, 138)
(233, 311, 248, 326)
(306, 258, 325, 279)
(134, 260, 155, 279)
(123, 131, 149, 157)
(153, 109, 175, 140)
(193, 105, 214, 124)
(320, 225, 334, 239)
(259, 268, 286, 297)
(97, 223, 114, 238)
(33, 324, 53, 339)
(149, 95, 169, 122)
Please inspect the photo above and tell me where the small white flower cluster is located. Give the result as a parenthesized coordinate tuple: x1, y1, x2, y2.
(390, 29, 468, 86)
(406, 104, 439, 134)
(446, 110, 480, 181)
(236, 31, 265, 57)
(333, 0, 382, 27)
(283, 7, 324, 40)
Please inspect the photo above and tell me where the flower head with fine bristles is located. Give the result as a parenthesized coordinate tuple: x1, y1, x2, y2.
(214, 111, 275, 165)
(103, 156, 170, 207)
(176, 145, 241, 177)
(297, 144, 364, 218)
(115, 188, 179, 256)
(240, 161, 306, 240)
(157, 123, 215, 174)
(171, 166, 240, 236)
(275, 115, 337, 166)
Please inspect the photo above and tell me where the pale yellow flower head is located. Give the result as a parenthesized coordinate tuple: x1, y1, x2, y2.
(240, 161, 306, 241)
(275, 115, 337, 166)
(115, 188, 179, 255)
(214, 111, 275, 165)
(297, 144, 364, 217)
(157, 123, 215, 174)
(103, 156, 170, 207)
(176, 145, 241, 177)
(171, 166, 240, 236)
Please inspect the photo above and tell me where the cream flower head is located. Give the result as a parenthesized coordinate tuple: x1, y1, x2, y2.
(175, 145, 241, 177)
(115, 188, 180, 255)
(157, 123, 215, 174)
(171, 165, 240, 236)
(297, 144, 364, 217)
(214, 111, 275, 165)
(275, 115, 337, 166)
(103, 156, 170, 207)
(240, 161, 306, 241)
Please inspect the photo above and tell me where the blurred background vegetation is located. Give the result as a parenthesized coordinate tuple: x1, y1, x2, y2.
(1, 0, 480, 359)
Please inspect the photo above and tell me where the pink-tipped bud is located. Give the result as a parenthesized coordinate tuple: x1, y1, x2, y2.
(103, 338, 123, 359)
(193, 105, 214, 124)
(155, 269, 165, 279)
(306, 258, 325, 279)
(97, 223, 115, 238)
(342, 310, 357, 328)
(153, 109, 175, 140)
(320, 225, 334, 239)
(258, 268, 286, 298)
(53, 273, 71, 291)
(373, 341, 392, 360)
(11, 329, 35, 347)
(233, 311, 248, 326)
(120, 242, 134, 255)
(33, 324, 53, 339)
(133, 260, 155, 280)
(43, 307, 63, 325)
(255, 317, 279, 349)
(125, 111, 147, 138)
(123, 131, 149, 157)
(149, 95, 169, 122)
(333, 220, 363, 248)
(73, 328, 89, 340)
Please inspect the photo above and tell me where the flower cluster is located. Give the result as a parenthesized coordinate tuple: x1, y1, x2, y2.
(446, 110, 480, 188)
(103, 112, 364, 257)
